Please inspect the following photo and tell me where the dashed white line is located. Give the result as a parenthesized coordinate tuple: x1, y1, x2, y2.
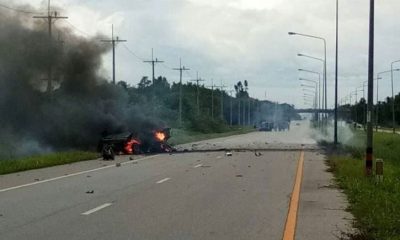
(81, 203, 112, 216)
(156, 178, 171, 184)
(194, 164, 203, 168)
(0, 155, 159, 193)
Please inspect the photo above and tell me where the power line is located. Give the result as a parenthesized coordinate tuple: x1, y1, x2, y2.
(121, 43, 145, 62)
(64, 20, 91, 37)
(0, 2, 44, 14)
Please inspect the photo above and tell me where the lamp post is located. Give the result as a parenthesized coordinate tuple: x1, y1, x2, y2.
(299, 69, 321, 121)
(289, 32, 327, 122)
(391, 60, 400, 133)
(376, 69, 400, 131)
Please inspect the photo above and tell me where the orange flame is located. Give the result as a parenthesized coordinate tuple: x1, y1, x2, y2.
(155, 131, 166, 142)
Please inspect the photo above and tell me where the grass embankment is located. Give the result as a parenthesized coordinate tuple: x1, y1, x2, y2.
(328, 131, 400, 240)
(168, 127, 255, 146)
(0, 127, 255, 175)
(0, 151, 99, 175)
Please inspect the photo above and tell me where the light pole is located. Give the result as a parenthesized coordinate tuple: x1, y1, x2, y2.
(391, 60, 400, 133)
(299, 69, 321, 121)
(376, 69, 400, 131)
(289, 32, 327, 120)
(335, 0, 339, 145)
(300, 78, 320, 113)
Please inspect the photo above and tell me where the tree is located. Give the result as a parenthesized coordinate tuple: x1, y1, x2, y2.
(138, 76, 151, 89)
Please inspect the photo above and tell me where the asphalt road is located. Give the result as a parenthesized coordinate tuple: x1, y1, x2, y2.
(0, 121, 351, 240)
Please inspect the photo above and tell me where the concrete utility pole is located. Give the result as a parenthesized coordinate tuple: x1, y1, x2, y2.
(101, 25, 127, 85)
(173, 58, 190, 127)
(219, 81, 227, 120)
(248, 99, 251, 125)
(33, 0, 67, 93)
(190, 72, 205, 115)
(144, 48, 164, 84)
(334, 0, 339, 145)
(366, 0, 374, 176)
(228, 90, 234, 126)
(207, 79, 215, 120)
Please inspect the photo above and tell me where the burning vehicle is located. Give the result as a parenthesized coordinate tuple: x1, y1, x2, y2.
(98, 128, 174, 160)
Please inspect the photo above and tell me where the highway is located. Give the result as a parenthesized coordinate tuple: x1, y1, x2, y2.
(0, 121, 351, 240)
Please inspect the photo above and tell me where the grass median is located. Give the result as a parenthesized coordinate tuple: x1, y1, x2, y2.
(327, 131, 400, 240)
(0, 151, 99, 175)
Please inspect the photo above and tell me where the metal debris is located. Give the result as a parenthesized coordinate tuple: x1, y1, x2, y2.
(86, 190, 94, 194)
(225, 152, 232, 157)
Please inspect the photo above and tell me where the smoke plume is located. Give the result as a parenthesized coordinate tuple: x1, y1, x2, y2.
(0, 6, 163, 159)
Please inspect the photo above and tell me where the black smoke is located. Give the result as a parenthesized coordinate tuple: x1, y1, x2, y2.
(0, 7, 163, 159)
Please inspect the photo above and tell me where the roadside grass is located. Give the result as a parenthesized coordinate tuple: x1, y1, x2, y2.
(0, 151, 99, 175)
(0, 127, 254, 175)
(327, 131, 400, 240)
(168, 127, 255, 146)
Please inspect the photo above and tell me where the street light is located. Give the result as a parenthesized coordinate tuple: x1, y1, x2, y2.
(289, 32, 327, 119)
(391, 60, 400, 133)
(299, 69, 322, 121)
(376, 69, 400, 131)
(300, 78, 320, 112)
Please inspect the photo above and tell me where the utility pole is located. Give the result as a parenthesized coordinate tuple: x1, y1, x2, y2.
(334, 0, 339, 145)
(190, 72, 205, 115)
(144, 48, 164, 84)
(238, 100, 241, 125)
(173, 58, 190, 127)
(248, 98, 251, 126)
(33, 0, 68, 93)
(207, 79, 215, 120)
(228, 90, 234, 126)
(216, 81, 227, 120)
(100, 25, 127, 84)
(366, 0, 374, 176)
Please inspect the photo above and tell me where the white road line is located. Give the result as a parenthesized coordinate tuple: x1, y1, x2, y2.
(194, 164, 203, 168)
(156, 178, 171, 184)
(0, 155, 159, 193)
(81, 203, 112, 216)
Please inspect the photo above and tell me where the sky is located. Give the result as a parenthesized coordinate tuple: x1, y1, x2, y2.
(5, 0, 400, 108)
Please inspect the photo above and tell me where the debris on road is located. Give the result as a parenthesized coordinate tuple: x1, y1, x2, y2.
(116, 163, 121, 167)
(225, 151, 233, 157)
(132, 160, 138, 164)
(254, 151, 263, 157)
(129, 156, 134, 160)
(236, 174, 243, 177)
(86, 190, 94, 194)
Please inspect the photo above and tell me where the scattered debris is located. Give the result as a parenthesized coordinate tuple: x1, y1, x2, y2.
(236, 174, 243, 177)
(86, 190, 94, 194)
(225, 152, 232, 157)
(86, 175, 91, 178)
(34, 178, 40, 181)
(248, 165, 251, 168)
(201, 165, 211, 168)
(116, 163, 121, 167)
(0, 213, 3, 217)
(254, 151, 263, 157)
(129, 156, 134, 160)
(132, 160, 138, 164)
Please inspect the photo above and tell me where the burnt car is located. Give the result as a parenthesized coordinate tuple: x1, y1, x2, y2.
(98, 128, 174, 159)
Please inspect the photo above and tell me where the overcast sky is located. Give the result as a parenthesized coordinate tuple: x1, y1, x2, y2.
(8, 0, 400, 108)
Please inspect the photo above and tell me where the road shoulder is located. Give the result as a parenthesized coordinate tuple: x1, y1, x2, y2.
(296, 150, 354, 240)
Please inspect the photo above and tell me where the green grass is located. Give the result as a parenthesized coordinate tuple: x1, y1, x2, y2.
(168, 127, 255, 146)
(0, 151, 99, 175)
(0, 127, 254, 175)
(328, 131, 400, 240)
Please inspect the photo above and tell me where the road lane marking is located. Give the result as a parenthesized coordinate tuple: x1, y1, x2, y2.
(81, 203, 112, 215)
(194, 164, 203, 168)
(282, 150, 305, 240)
(0, 155, 159, 193)
(156, 178, 171, 184)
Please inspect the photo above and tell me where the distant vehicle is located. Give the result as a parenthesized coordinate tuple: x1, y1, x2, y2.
(274, 121, 290, 131)
(259, 121, 274, 132)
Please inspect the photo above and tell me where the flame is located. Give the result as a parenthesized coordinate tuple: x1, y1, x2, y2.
(155, 131, 166, 142)
(124, 139, 134, 154)
(124, 139, 141, 154)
